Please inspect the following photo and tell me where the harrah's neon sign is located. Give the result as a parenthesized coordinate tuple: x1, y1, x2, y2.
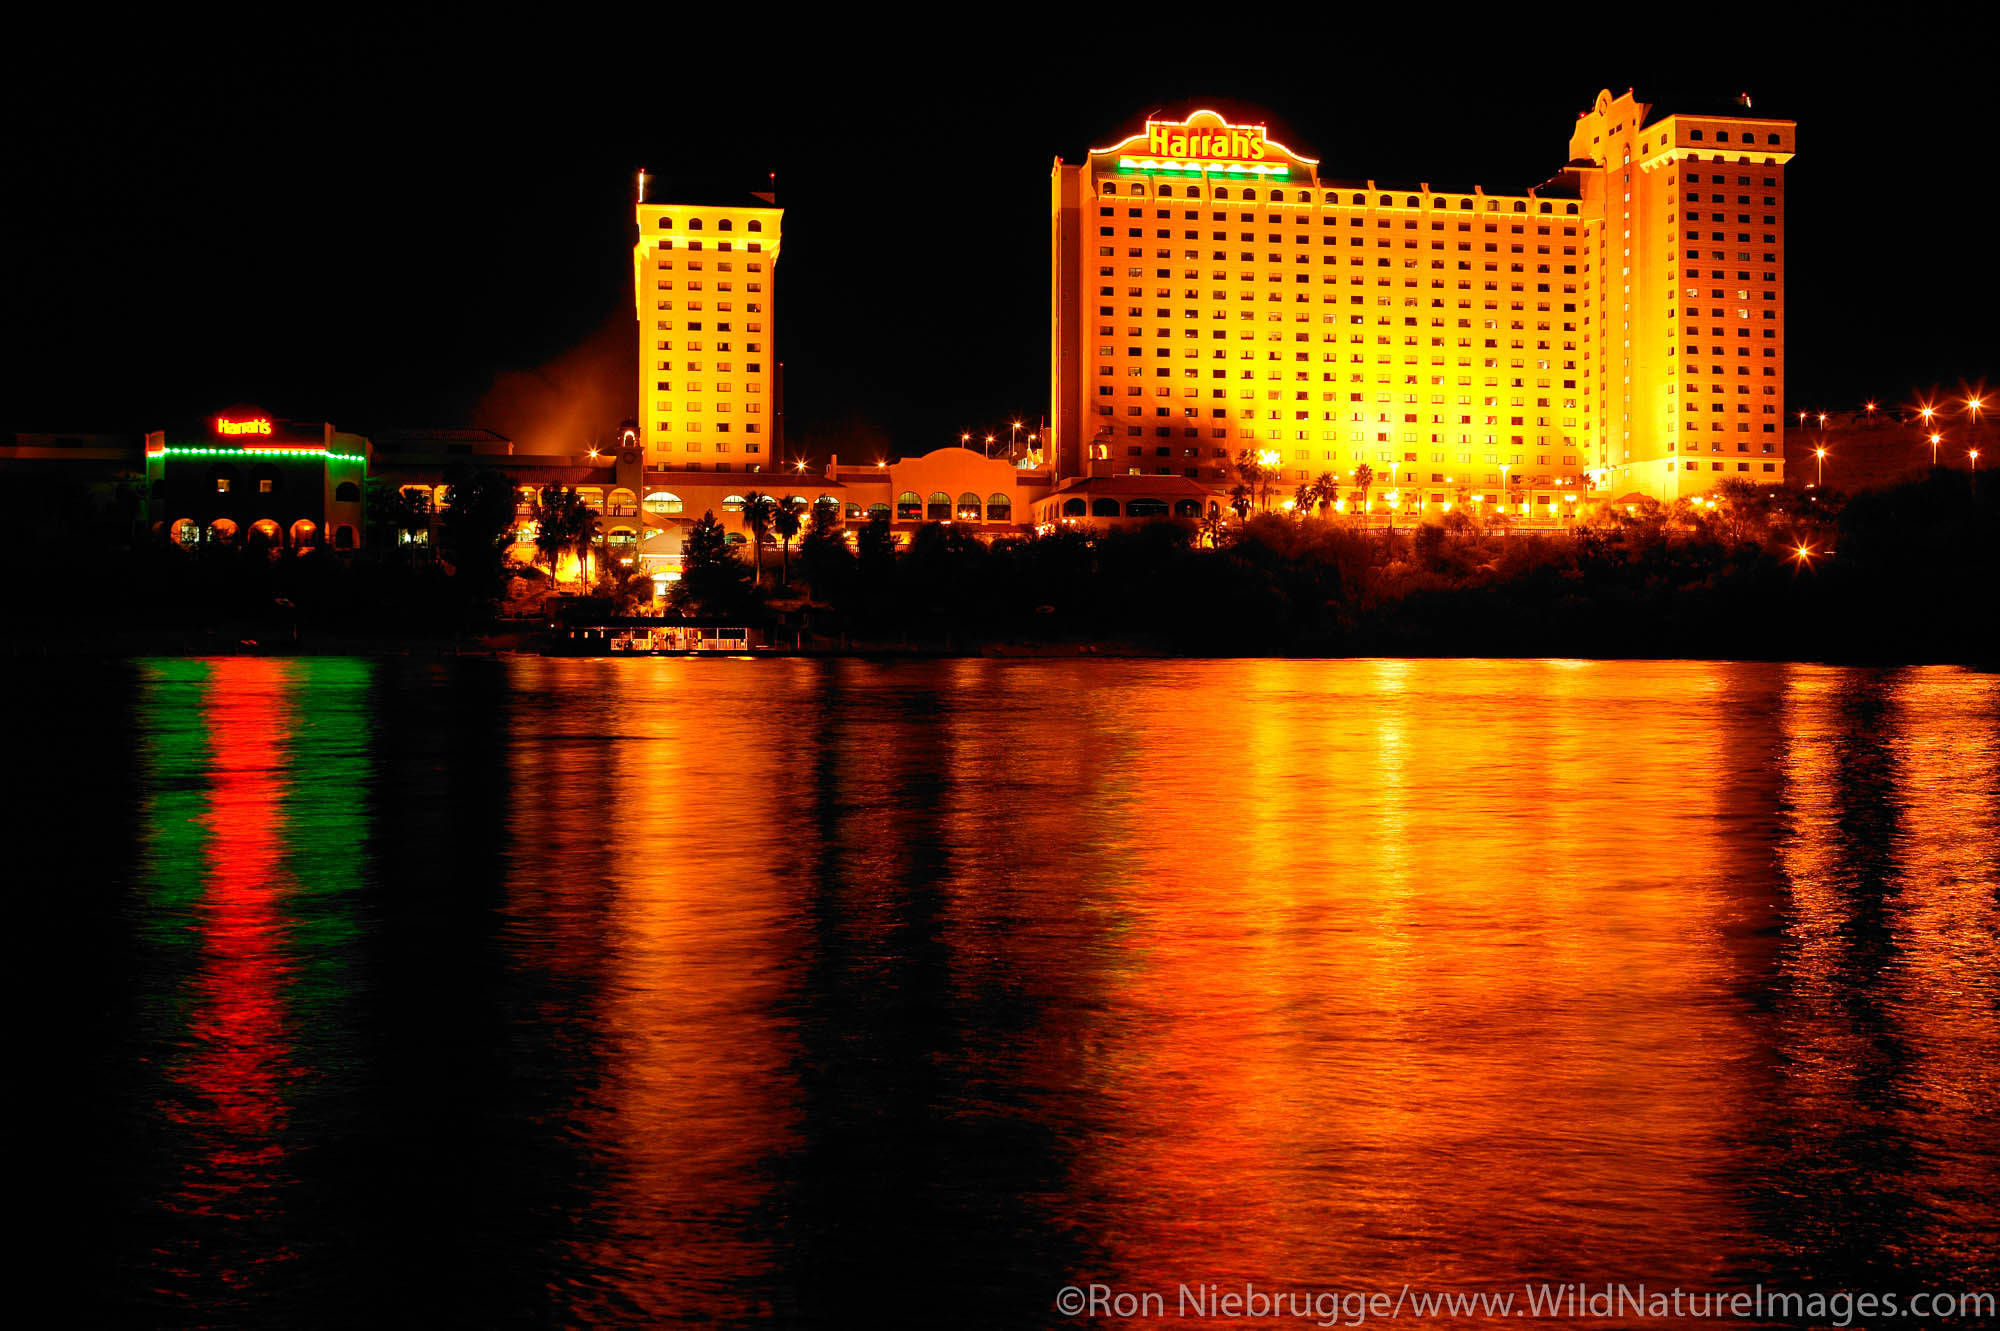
(1147, 120, 1267, 161)
(216, 417, 273, 436)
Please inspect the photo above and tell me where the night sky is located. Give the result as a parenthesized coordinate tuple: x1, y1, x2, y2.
(8, 16, 1993, 458)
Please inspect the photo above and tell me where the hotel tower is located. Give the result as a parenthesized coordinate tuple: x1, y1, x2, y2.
(1050, 91, 1797, 508)
(635, 173, 784, 471)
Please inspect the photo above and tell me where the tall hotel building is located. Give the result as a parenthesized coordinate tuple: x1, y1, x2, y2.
(1051, 92, 1796, 505)
(635, 174, 783, 470)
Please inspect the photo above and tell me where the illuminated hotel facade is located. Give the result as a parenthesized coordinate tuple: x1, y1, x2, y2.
(634, 174, 783, 473)
(1051, 93, 1797, 509)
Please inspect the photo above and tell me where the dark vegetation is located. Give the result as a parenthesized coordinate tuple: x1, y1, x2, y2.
(4, 471, 1993, 662)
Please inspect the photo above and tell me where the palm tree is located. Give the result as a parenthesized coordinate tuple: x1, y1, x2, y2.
(1352, 463, 1374, 520)
(1233, 448, 1267, 510)
(772, 495, 805, 586)
(1291, 481, 1312, 516)
(738, 490, 774, 585)
(1198, 507, 1227, 548)
(531, 485, 571, 583)
(1228, 484, 1252, 525)
(1314, 471, 1338, 516)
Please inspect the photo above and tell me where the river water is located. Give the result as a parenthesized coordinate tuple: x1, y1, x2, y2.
(28, 657, 2000, 1326)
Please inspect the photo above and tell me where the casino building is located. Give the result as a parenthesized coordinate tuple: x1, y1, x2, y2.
(1050, 92, 1797, 509)
(145, 412, 369, 551)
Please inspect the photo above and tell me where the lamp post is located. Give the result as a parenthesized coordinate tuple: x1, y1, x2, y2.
(1010, 421, 1022, 456)
(1931, 433, 1942, 467)
(1814, 446, 1826, 488)
(1500, 463, 1511, 514)
(961, 432, 972, 452)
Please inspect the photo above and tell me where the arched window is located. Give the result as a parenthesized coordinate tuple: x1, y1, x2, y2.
(1405, 195, 1419, 208)
(718, 218, 733, 230)
(1351, 193, 1365, 205)
(896, 490, 921, 520)
(1298, 191, 1311, 203)
(334, 525, 356, 550)
(1767, 133, 1780, 145)
(1157, 184, 1173, 197)
(1213, 187, 1228, 199)
(1565, 203, 1578, 215)
(844, 503, 861, 520)
(608, 487, 637, 515)
(207, 518, 239, 544)
(722, 493, 746, 511)
(1103, 183, 1118, 195)
(335, 480, 360, 502)
(249, 518, 281, 547)
(687, 217, 704, 229)
(926, 491, 951, 521)
(1174, 499, 1202, 518)
(1458, 198, 1472, 210)
(658, 217, 673, 229)
(1062, 498, 1087, 517)
(868, 502, 890, 520)
(1379, 194, 1392, 206)
(170, 518, 200, 547)
(1125, 497, 1169, 517)
(1688, 129, 1703, 140)
(748, 219, 762, 231)
(289, 518, 318, 548)
(956, 492, 981, 521)
(1092, 497, 1120, 517)
(606, 527, 637, 547)
(1537, 201, 1551, 213)
(1322, 192, 1337, 204)
(725, 531, 745, 545)
(986, 493, 1012, 522)
(643, 490, 683, 513)
(1512, 200, 1526, 212)
(1715, 131, 1730, 142)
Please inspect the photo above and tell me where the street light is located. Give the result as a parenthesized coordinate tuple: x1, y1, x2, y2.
(961, 432, 971, 451)
(1814, 446, 1827, 488)
(1931, 433, 1943, 467)
(1010, 421, 1022, 454)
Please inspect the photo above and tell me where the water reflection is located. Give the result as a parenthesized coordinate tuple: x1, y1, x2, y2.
(129, 658, 372, 1319)
(37, 657, 1999, 1324)
(1759, 666, 2000, 1290)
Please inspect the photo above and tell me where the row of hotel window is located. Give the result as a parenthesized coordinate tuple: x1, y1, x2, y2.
(1098, 187, 1584, 213)
(650, 217, 765, 231)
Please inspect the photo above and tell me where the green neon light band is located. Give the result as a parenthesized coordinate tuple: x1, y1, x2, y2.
(1116, 156, 1289, 177)
(154, 446, 366, 462)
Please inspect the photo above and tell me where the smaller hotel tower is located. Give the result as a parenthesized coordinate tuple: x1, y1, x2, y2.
(635, 172, 783, 471)
(1051, 94, 1796, 505)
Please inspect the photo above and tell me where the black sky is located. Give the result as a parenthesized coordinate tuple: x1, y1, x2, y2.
(7, 12, 1995, 456)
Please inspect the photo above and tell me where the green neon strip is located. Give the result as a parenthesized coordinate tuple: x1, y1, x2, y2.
(155, 446, 366, 461)
(1116, 157, 1289, 178)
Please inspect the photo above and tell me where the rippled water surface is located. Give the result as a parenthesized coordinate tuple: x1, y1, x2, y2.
(29, 657, 2000, 1326)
